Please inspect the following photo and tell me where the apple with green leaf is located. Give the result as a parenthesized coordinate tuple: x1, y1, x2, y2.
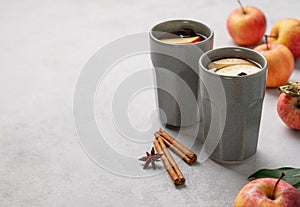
(234, 173, 300, 207)
(227, 0, 266, 46)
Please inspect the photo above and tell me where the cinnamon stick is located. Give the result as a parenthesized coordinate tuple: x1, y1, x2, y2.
(158, 128, 197, 164)
(157, 136, 185, 184)
(153, 140, 185, 186)
(156, 133, 192, 164)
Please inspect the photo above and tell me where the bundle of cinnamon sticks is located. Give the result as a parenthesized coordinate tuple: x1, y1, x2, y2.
(153, 128, 197, 187)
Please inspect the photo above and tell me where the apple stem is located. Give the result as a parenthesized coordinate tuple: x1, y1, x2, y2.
(265, 35, 269, 50)
(237, 0, 246, 14)
(271, 172, 285, 200)
(269, 35, 277, 39)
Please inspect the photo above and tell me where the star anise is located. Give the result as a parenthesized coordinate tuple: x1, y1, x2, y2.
(139, 147, 163, 170)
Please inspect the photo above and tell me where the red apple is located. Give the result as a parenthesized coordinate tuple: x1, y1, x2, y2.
(227, 1, 266, 46)
(277, 81, 300, 130)
(270, 18, 300, 59)
(234, 176, 300, 207)
(160, 36, 201, 44)
(254, 41, 294, 88)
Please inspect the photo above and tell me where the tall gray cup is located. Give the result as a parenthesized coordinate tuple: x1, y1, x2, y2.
(149, 19, 214, 127)
(199, 47, 267, 164)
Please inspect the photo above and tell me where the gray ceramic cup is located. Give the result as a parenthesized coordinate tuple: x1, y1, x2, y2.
(199, 47, 267, 164)
(149, 19, 214, 127)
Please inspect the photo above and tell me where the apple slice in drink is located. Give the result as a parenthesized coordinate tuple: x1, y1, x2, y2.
(215, 64, 261, 76)
(207, 58, 261, 76)
(208, 58, 258, 70)
(160, 36, 201, 44)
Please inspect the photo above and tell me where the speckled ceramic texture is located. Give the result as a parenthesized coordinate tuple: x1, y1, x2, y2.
(150, 19, 214, 127)
(199, 47, 267, 164)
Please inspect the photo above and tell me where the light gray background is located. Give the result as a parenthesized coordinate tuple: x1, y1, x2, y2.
(1, 0, 300, 206)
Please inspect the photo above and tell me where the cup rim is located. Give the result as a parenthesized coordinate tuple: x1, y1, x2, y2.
(149, 19, 214, 46)
(199, 46, 268, 79)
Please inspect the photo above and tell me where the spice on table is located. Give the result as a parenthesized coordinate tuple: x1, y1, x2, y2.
(157, 128, 197, 164)
(153, 138, 185, 186)
(138, 147, 162, 170)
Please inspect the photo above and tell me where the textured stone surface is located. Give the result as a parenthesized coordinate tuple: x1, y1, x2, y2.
(0, 0, 299, 206)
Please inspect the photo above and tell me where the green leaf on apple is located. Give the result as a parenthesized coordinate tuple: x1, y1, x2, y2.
(248, 167, 300, 191)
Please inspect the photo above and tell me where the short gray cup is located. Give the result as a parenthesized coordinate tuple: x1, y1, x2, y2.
(199, 47, 267, 164)
(149, 19, 214, 127)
